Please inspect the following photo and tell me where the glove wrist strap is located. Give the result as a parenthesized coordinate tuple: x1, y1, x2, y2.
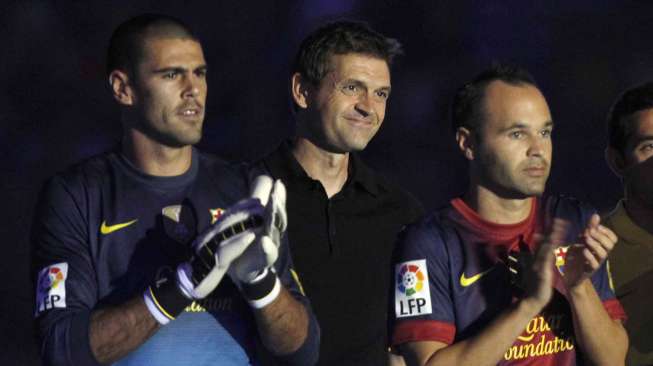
(144, 274, 191, 325)
(241, 268, 281, 309)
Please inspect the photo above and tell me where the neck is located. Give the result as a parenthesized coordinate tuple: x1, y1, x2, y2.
(623, 196, 653, 235)
(122, 129, 192, 176)
(291, 138, 349, 198)
(463, 182, 533, 224)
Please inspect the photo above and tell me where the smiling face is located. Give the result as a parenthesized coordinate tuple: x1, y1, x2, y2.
(129, 37, 207, 147)
(472, 81, 553, 198)
(298, 53, 391, 153)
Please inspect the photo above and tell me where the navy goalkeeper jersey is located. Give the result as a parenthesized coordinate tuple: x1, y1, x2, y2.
(32, 148, 317, 366)
(390, 195, 625, 365)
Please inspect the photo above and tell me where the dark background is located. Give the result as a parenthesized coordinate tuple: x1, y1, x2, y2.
(2, 1, 653, 364)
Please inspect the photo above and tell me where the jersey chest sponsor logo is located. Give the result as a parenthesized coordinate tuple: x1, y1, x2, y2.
(504, 311, 575, 361)
(35, 262, 68, 313)
(100, 219, 138, 235)
(395, 259, 432, 318)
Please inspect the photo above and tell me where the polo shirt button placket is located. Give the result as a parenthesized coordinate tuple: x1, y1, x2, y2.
(327, 200, 338, 256)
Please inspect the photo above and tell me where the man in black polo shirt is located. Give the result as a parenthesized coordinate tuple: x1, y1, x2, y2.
(256, 21, 422, 365)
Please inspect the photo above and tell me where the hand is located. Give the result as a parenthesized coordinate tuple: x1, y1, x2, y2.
(229, 175, 287, 284)
(562, 214, 617, 289)
(144, 198, 264, 324)
(229, 175, 288, 308)
(178, 198, 265, 298)
(522, 218, 569, 312)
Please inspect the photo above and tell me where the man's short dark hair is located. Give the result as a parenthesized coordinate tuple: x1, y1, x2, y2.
(451, 64, 538, 134)
(293, 20, 403, 86)
(106, 14, 198, 78)
(607, 82, 653, 154)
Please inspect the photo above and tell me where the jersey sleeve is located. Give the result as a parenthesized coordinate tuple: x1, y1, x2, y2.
(32, 176, 101, 366)
(592, 259, 627, 321)
(569, 197, 627, 322)
(390, 215, 456, 346)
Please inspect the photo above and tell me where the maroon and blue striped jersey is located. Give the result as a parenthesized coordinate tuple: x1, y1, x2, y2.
(390, 195, 625, 365)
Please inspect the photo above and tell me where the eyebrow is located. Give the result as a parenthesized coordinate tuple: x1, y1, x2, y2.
(377, 85, 392, 94)
(340, 78, 392, 92)
(152, 66, 186, 74)
(152, 64, 207, 74)
(500, 120, 554, 132)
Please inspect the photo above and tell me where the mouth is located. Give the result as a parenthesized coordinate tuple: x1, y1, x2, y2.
(178, 106, 203, 118)
(523, 166, 547, 177)
(344, 116, 375, 127)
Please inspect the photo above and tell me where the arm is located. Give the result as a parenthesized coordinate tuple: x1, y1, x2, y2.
(33, 176, 107, 366)
(34, 174, 263, 365)
(401, 237, 556, 366)
(230, 176, 320, 365)
(567, 281, 627, 366)
(91, 199, 265, 364)
(88, 297, 160, 364)
(253, 286, 309, 354)
(563, 214, 628, 365)
(402, 299, 543, 366)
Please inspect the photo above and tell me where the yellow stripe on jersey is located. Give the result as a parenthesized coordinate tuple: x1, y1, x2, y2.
(290, 269, 305, 296)
(606, 259, 615, 292)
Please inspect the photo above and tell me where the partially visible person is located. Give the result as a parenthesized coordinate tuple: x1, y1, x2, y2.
(604, 81, 653, 366)
(32, 14, 318, 366)
(255, 21, 422, 365)
(390, 64, 627, 366)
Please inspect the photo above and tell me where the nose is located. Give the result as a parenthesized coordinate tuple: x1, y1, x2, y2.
(354, 93, 372, 117)
(182, 74, 201, 99)
(527, 134, 544, 157)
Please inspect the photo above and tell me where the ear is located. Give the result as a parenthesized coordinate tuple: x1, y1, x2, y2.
(109, 70, 135, 106)
(456, 127, 476, 161)
(291, 72, 310, 110)
(605, 147, 626, 178)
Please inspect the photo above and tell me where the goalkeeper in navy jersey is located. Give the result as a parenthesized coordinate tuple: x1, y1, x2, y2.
(31, 14, 319, 366)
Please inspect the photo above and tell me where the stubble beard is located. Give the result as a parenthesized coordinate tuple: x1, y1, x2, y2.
(478, 154, 548, 199)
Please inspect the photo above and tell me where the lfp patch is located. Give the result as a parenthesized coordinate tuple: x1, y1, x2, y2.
(395, 259, 432, 318)
(35, 262, 68, 314)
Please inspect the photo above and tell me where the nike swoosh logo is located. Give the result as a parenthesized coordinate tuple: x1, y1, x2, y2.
(100, 219, 138, 235)
(460, 267, 494, 287)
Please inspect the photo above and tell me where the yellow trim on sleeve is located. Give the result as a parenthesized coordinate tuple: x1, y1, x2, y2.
(290, 269, 305, 296)
(606, 260, 615, 292)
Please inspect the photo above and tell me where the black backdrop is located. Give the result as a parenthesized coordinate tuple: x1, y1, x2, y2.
(2, 1, 653, 364)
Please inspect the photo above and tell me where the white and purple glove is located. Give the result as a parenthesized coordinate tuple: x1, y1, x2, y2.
(229, 175, 288, 309)
(144, 198, 265, 324)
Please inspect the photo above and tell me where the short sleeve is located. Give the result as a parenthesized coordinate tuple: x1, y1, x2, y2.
(592, 259, 627, 321)
(390, 215, 456, 346)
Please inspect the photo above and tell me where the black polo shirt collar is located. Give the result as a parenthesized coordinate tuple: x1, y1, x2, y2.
(263, 141, 380, 197)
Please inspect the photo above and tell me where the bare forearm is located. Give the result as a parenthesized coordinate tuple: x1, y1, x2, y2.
(568, 280, 627, 366)
(419, 300, 540, 366)
(253, 286, 308, 355)
(89, 296, 160, 364)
